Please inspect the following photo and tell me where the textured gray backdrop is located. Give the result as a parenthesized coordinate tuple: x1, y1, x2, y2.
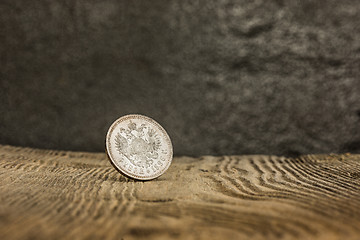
(1, 0, 360, 156)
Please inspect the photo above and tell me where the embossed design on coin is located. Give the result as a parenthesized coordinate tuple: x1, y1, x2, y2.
(106, 114, 173, 180)
(114, 121, 161, 168)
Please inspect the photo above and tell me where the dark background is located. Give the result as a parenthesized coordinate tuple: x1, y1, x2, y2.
(1, 0, 359, 156)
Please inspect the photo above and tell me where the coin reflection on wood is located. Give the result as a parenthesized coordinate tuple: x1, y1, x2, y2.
(106, 114, 173, 180)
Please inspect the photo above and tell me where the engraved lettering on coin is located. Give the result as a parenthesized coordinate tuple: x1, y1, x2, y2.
(106, 114, 173, 180)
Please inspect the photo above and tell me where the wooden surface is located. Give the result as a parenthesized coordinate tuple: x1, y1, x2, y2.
(0, 145, 360, 240)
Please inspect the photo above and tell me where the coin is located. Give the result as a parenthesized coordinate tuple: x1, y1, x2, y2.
(105, 114, 173, 180)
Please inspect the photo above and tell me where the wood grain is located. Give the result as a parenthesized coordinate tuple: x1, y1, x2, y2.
(0, 145, 359, 240)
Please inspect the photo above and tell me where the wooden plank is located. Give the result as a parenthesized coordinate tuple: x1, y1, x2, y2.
(0, 145, 359, 240)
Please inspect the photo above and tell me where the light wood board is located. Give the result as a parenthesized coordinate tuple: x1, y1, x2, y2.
(0, 145, 360, 240)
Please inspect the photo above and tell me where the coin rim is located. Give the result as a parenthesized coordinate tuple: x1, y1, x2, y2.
(106, 114, 173, 180)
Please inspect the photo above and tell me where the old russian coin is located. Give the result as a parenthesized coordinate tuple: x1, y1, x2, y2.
(105, 114, 173, 180)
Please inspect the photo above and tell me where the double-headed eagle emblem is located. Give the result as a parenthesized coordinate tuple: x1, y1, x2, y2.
(115, 121, 161, 168)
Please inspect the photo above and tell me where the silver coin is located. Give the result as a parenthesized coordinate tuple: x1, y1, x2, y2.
(106, 114, 173, 180)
